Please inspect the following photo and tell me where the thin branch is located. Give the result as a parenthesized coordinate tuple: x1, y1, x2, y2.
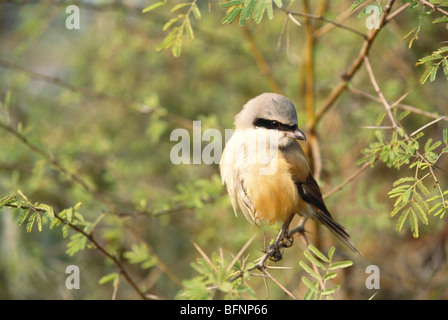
(241, 27, 282, 94)
(226, 233, 257, 274)
(4, 202, 148, 300)
(314, 3, 362, 38)
(309, 0, 398, 133)
(419, 0, 448, 17)
(348, 86, 448, 121)
(276, 6, 368, 39)
(0, 121, 99, 198)
(323, 161, 373, 199)
(259, 268, 297, 299)
(363, 56, 398, 129)
(386, 2, 412, 22)
(0, 58, 193, 129)
(410, 116, 448, 137)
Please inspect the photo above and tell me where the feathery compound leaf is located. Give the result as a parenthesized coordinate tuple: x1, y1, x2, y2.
(420, 67, 433, 84)
(299, 260, 323, 281)
(409, 207, 419, 238)
(443, 59, 448, 79)
(171, 2, 191, 12)
(221, 6, 243, 24)
(142, 1, 166, 13)
(328, 260, 353, 270)
(303, 250, 325, 270)
(350, 0, 367, 11)
(244, 0, 257, 19)
(98, 272, 119, 285)
(0, 195, 17, 208)
(396, 207, 410, 232)
(320, 285, 341, 296)
(221, 0, 244, 7)
(301, 276, 320, 294)
(308, 244, 330, 263)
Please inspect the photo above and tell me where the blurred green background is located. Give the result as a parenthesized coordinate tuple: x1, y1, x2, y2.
(0, 0, 447, 299)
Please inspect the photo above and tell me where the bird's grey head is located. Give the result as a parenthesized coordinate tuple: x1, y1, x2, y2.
(234, 93, 306, 142)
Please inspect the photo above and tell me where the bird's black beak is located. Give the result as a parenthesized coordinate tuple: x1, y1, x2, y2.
(286, 128, 307, 141)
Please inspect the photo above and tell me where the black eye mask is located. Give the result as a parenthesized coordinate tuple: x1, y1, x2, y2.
(253, 117, 298, 132)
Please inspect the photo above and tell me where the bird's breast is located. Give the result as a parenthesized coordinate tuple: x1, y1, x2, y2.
(244, 152, 300, 224)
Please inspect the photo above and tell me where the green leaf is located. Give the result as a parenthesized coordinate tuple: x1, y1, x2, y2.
(142, 1, 166, 13)
(433, 15, 448, 24)
(416, 181, 430, 197)
(327, 246, 336, 261)
(156, 28, 180, 51)
(0, 195, 17, 208)
(163, 16, 181, 31)
(17, 209, 30, 226)
(416, 54, 443, 65)
(171, 2, 191, 12)
(411, 201, 428, 225)
(244, 0, 257, 19)
(303, 250, 325, 270)
(98, 272, 119, 285)
(393, 177, 415, 186)
(419, 67, 432, 84)
(221, 7, 243, 24)
(301, 276, 320, 294)
(273, 0, 282, 7)
(409, 207, 419, 238)
(221, 0, 244, 7)
(350, 0, 367, 11)
(26, 212, 36, 232)
(308, 244, 330, 263)
(185, 16, 194, 39)
(320, 285, 341, 296)
(66, 233, 88, 256)
(396, 207, 410, 232)
(430, 65, 439, 82)
(191, 3, 201, 19)
(299, 260, 323, 281)
(324, 271, 337, 280)
(443, 59, 448, 79)
(328, 260, 353, 270)
(36, 212, 42, 232)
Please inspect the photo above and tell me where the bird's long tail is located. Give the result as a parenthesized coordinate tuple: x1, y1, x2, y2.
(316, 212, 361, 256)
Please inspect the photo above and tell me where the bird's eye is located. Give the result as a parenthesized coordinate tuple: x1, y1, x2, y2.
(271, 121, 280, 128)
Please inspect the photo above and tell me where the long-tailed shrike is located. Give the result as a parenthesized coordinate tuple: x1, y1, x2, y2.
(219, 93, 358, 256)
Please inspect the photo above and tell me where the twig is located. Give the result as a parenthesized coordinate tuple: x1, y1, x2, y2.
(259, 268, 297, 300)
(323, 161, 373, 199)
(112, 275, 120, 300)
(410, 116, 448, 137)
(419, 0, 448, 17)
(348, 86, 448, 121)
(276, 6, 368, 39)
(241, 27, 282, 94)
(226, 233, 257, 274)
(0, 121, 99, 198)
(309, 0, 398, 133)
(363, 56, 398, 129)
(0, 58, 193, 129)
(4, 202, 148, 300)
(386, 2, 412, 22)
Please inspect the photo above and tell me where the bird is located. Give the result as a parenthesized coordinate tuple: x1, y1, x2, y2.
(219, 93, 359, 256)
